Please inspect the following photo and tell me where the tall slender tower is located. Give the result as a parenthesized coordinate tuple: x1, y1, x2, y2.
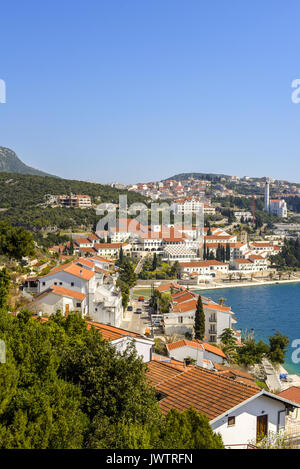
(264, 179, 270, 213)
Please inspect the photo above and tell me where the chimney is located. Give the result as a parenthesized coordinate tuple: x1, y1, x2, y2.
(184, 358, 191, 368)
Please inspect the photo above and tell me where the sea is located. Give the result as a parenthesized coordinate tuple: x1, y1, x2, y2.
(196, 282, 300, 375)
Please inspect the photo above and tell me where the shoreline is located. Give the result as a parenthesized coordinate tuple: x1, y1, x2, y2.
(134, 278, 300, 291)
(190, 278, 300, 291)
(133, 281, 300, 383)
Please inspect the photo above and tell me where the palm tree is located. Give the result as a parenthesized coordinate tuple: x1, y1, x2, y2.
(218, 297, 227, 306)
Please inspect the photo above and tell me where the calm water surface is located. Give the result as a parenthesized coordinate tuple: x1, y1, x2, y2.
(197, 283, 300, 375)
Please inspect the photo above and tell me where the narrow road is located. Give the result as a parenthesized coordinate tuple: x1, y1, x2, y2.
(261, 358, 282, 392)
(134, 254, 149, 275)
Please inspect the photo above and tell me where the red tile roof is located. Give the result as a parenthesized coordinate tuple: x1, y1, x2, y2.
(153, 365, 261, 419)
(180, 260, 226, 267)
(167, 340, 226, 359)
(278, 387, 300, 405)
(49, 285, 86, 301)
(86, 320, 143, 341)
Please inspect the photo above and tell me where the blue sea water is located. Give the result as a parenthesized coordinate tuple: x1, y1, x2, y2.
(196, 283, 300, 375)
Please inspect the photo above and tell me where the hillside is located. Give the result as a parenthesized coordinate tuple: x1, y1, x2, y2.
(0, 172, 147, 233)
(0, 146, 55, 177)
(165, 172, 231, 182)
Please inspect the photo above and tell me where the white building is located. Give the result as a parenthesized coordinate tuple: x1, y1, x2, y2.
(163, 290, 237, 343)
(179, 260, 228, 276)
(166, 339, 228, 368)
(87, 320, 154, 363)
(31, 259, 123, 326)
(269, 199, 288, 218)
(149, 362, 300, 448)
(171, 197, 204, 214)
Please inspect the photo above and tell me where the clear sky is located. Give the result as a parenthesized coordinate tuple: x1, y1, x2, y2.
(1, 0, 300, 184)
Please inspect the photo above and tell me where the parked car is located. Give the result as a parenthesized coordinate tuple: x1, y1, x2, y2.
(135, 308, 142, 314)
(152, 319, 162, 326)
(138, 296, 145, 302)
(127, 305, 133, 311)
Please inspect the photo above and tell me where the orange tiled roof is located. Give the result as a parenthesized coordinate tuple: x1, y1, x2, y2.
(180, 260, 226, 268)
(167, 340, 226, 359)
(153, 365, 260, 419)
(146, 360, 184, 386)
(49, 285, 86, 301)
(75, 237, 92, 244)
(156, 283, 184, 293)
(94, 243, 128, 249)
(41, 262, 95, 280)
(172, 299, 197, 313)
(86, 320, 143, 341)
(278, 387, 300, 405)
(76, 257, 95, 267)
(171, 291, 196, 304)
(151, 354, 194, 371)
(63, 264, 95, 280)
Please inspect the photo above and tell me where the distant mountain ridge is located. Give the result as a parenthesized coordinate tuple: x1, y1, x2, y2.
(0, 146, 56, 177)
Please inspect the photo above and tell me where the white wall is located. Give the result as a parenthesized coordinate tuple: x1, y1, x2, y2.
(112, 337, 154, 363)
(168, 345, 204, 365)
(211, 394, 286, 447)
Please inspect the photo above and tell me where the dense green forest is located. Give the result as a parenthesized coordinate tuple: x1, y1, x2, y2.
(0, 172, 146, 208)
(0, 172, 147, 233)
(285, 196, 300, 213)
(0, 311, 223, 449)
(270, 238, 300, 269)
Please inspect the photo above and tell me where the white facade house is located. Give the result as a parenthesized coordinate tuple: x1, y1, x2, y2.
(32, 259, 123, 326)
(211, 392, 295, 448)
(87, 321, 154, 363)
(31, 285, 87, 316)
(150, 362, 300, 448)
(163, 292, 237, 343)
(166, 340, 228, 368)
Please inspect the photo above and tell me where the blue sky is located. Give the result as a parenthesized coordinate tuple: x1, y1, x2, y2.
(1, 0, 300, 184)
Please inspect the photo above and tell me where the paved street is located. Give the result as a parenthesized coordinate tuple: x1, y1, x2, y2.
(120, 297, 152, 335)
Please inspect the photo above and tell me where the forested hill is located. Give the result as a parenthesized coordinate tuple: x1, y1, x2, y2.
(0, 172, 146, 209)
(0, 146, 55, 177)
(0, 172, 147, 233)
(165, 172, 231, 181)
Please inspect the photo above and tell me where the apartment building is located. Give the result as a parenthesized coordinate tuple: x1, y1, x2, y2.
(57, 194, 92, 208)
(163, 289, 237, 342)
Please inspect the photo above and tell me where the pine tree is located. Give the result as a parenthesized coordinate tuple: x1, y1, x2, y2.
(119, 247, 124, 264)
(0, 267, 10, 310)
(225, 244, 231, 261)
(194, 296, 205, 340)
(152, 253, 157, 271)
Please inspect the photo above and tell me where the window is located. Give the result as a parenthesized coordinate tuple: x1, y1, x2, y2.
(228, 416, 235, 427)
(76, 303, 81, 308)
(42, 282, 45, 286)
(59, 282, 62, 285)
(178, 317, 183, 323)
(71, 282, 74, 286)
(54, 282, 57, 285)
